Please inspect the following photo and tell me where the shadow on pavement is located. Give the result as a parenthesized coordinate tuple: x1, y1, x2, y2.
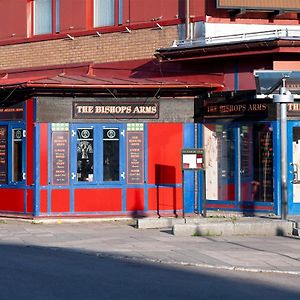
(0, 243, 299, 300)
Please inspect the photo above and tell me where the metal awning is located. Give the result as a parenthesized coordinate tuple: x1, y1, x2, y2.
(254, 70, 300, 98)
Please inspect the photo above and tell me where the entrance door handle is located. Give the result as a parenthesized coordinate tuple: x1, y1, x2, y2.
(290, 163, 300, 184)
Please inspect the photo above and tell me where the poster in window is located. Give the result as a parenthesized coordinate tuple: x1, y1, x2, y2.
(51, 131, 70, 185)
(0, 126, 7, 184)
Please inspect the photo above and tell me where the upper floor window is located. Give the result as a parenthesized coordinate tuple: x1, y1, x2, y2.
(94, 0, 116, 27)
(34, 0, 59, 35)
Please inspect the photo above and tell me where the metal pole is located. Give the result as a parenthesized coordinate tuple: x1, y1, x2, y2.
(182, 170, 185, 218)
(280, 102, 288, 220)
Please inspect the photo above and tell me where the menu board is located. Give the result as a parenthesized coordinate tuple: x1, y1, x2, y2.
(0, 126, 7, 184)
(127, 132, 144, 184)
(52, 131, 70, 185)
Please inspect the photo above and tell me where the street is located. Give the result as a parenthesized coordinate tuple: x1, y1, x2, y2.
(0, 219, 299, 299)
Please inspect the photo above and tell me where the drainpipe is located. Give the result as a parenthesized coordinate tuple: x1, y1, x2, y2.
(185, 0, 190, 40)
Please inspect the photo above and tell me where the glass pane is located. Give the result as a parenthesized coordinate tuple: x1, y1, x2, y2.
(204, 124, 235, 201)
(240, 124, 273, 202)
(103, 128, 119, 181)
(34, 0, 52, 35)
(77, 128, 94, 182)
(94, 0, 115, 27)
(292, 127, 300, 203)
(12, 129, 23, 182)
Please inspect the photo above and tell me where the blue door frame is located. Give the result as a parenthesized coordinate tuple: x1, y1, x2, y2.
(287, 121, 300, 215)
(198, 121, 279, 214)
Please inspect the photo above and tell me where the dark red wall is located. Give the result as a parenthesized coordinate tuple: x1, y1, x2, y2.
(0, 1, 28, 41)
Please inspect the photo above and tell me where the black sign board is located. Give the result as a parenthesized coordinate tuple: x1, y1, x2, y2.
(73, 102, 159, 119)
(0, 126, 7, 184)
(204, 102, 269, 119)
(0, 103, 24, 120)
(127, 131, 144, 184)
(51, 131, 70, 185)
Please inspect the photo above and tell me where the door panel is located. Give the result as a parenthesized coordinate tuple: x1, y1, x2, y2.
(287, 122, 300, 214)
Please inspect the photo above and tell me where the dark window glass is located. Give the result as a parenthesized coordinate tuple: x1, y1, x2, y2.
(77, 128, 94, 182)
(103, 128, 119, 181)
(241, 124, 273, 202)
(12, 129, 23, 182)
(0, 126, 8, 184)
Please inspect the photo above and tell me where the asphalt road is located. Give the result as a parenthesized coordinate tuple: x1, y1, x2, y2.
(0, 220, 300, 299)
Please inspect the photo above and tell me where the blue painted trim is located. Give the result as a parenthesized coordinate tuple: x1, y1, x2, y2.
(287, 120, 300, 215)
(197, 123, 203, 213)
(143, 123, 148, 211)
(183, 123, 195, 214)
(33, 123, 40, 216)
(273, 121, 281, 216)
(234, 126, 240, 209)
(234, 64, 239, 91)
(47, 124, 52, 213)
(122, 188, 126, 212)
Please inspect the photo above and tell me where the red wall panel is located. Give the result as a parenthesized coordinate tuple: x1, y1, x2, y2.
(51, 189, 70, 213)
(74, 189, 122, 212)
(40, 190, 48, 213)
(60, 0, 88, 32)
(0, 1, 28, 40)
(123, 0, 178, 24)
(26, 189, 34, 213)
(0, 189, 24, 212)
(26, 99, 34, 186)
(126, 188, 144, 211)
(148, 123, 183, 185)
(40, 123, 48, 186)
(148, 187, 182, 212)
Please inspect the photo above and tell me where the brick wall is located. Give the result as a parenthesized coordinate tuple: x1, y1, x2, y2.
(0, 26, 178, 69)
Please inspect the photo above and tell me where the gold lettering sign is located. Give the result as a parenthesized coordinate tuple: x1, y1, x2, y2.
(217, 0, 300, 10)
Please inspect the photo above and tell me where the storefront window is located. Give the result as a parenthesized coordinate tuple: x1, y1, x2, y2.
(240, 124, 273, 202)
(77, 128, 94, 182)
(204, 124, 235, 201)
(12, 129, 23, 182)
(103, 128, 119, 181)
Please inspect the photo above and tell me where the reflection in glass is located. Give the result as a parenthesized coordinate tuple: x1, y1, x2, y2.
(204, 124, 235, 201)
(240, 124, 273, 202)
(103, 128, 119, 181)
(77, 128, 94, 182)
(12, 129, 23, 182)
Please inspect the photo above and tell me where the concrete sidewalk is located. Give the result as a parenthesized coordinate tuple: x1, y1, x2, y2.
(137, 216, 300, 237)
(0, 218, 300, 275)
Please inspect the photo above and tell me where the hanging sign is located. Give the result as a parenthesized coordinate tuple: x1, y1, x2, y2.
(0, 126, 7, 184)
(182, 148, 205, 170)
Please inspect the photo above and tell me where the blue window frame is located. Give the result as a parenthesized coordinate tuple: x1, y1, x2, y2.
(0, 123, 26, 186)
(70, 123, 125, 185)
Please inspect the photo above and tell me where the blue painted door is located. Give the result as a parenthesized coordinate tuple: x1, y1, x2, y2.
(287, 121, 300, 215)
